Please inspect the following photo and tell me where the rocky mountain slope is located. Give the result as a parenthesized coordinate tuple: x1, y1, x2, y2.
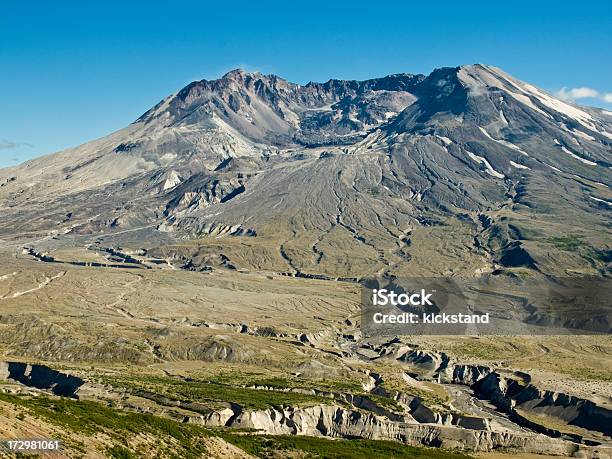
(0, 64, 610, 277)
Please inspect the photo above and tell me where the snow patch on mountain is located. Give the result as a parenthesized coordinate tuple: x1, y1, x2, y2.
(560, 146, 597, 166)
(436, 136, 453, 145)
(590, 196, 612, 206)
(465, 149, 505, 179)
(510, 161, 530, 170)
(478, 127, 529, 156)
(570, 129, 597, 142)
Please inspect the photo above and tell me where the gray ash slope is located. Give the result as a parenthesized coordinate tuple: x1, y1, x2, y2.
(1, 64, 610, 277)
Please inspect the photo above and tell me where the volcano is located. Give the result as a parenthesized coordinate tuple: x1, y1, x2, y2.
(1, 64, 610, 278)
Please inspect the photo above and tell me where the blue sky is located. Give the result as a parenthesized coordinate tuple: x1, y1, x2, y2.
(1, 0, 611, 168)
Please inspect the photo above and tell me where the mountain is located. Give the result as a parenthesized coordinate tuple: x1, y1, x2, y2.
(1, 64, 610, 278)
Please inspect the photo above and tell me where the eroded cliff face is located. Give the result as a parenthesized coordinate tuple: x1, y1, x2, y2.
(193, 403, 604, 457)
(1, 355, 610, 457)
(353, 339, 612, 446)
(0, 361, 84, 397)
(474, 372, 612, 438)
(398, 347, 609, 417)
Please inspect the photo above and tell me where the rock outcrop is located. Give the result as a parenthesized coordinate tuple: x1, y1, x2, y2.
(195, 403, 607, 457)
(0, 361, 84, 397)
(474, 372, 612, 438)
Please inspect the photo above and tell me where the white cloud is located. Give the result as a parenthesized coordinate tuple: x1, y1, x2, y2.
(569, 87, 599, 99)
(555, 87, 599, 101)
(555, 87, 612, 106)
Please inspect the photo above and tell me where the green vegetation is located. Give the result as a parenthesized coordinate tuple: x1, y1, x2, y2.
(0, 392, 210, 458)
(402, 389, 447, 412)
(543, 364, 612, 382)
(373, 378, 448, 413)
(103, 373, 410, 415)
(107, 446, 137, 459)
(0, 393, 472, 458)
(102, 374, 332, 410)
(443, 340, 506, 362)
(212, 372, 365, 393)
(219, 433, 473, 458)
(547, 234, 583, 251)
(367, 393, 405, 413)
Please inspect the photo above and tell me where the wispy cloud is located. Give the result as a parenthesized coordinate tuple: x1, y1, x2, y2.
(0, 139, 33, 150)
(555, 87, 611, 105)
